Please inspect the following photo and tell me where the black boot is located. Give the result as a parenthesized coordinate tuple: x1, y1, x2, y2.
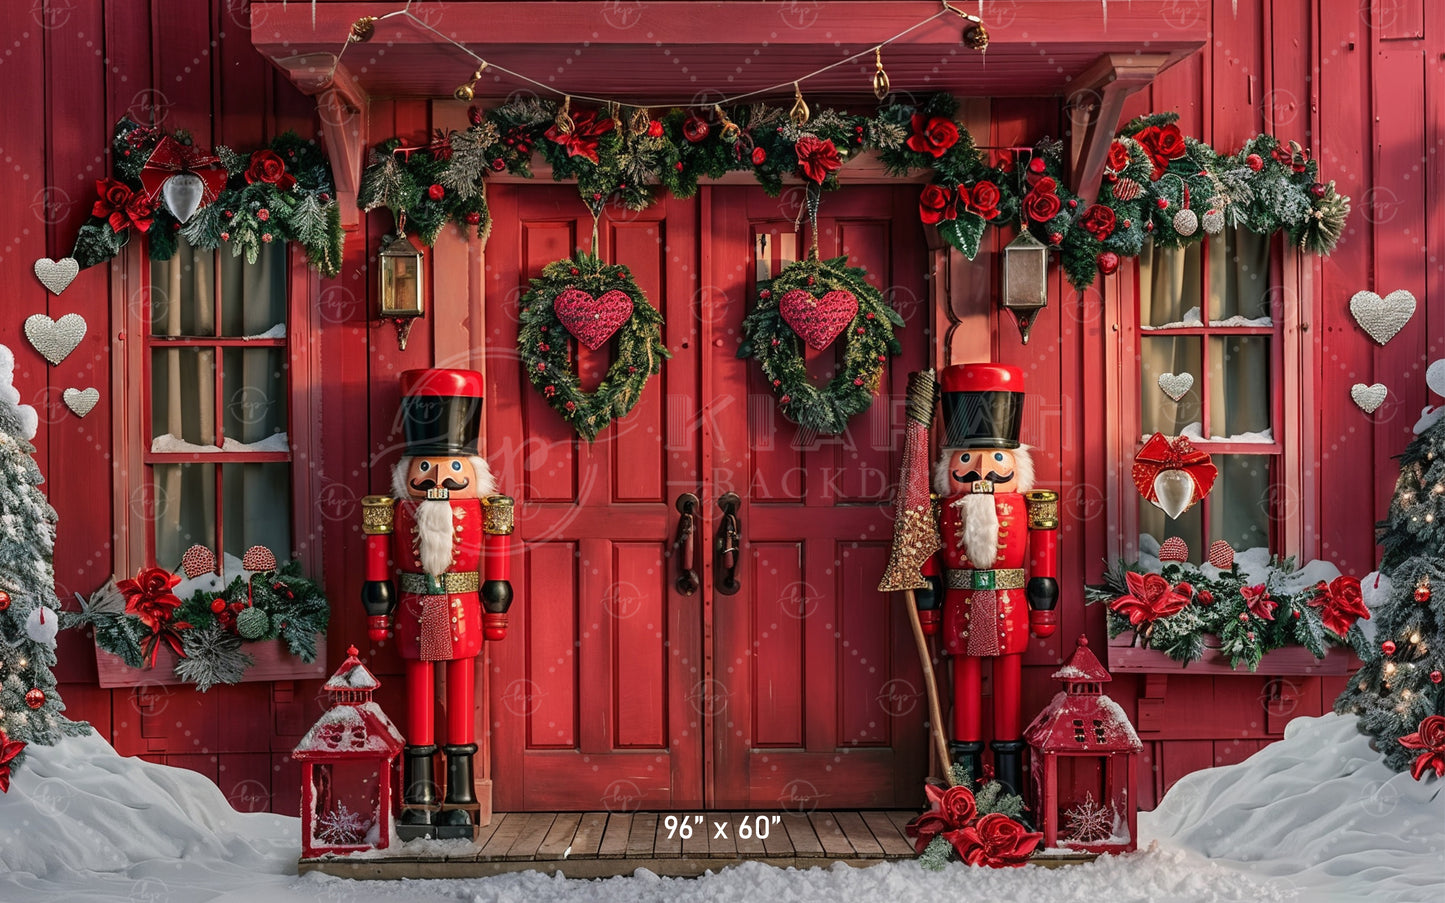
(398, 744, 439, 840)
(436, 743, 478, 839)
(947, 741, 984, 787)
(990, 740, 1027, 800)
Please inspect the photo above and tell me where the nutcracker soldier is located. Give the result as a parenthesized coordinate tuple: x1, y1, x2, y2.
(917, 364, 1058, 798)
(360, 369, 515, 839)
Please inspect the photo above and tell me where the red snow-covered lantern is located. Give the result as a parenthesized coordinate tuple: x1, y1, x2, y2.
(1024, 636, 1142, 854)
(294, 645, 404, 858)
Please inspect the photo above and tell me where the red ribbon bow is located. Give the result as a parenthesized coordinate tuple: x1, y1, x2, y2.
(139, 136, 229, 207)
(1132, 432, 1218, 508)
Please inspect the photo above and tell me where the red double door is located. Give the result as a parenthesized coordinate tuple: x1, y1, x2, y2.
(482, 184, 929, 810)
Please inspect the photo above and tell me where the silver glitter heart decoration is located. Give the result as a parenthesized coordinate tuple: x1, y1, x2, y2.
(62, 387, 99, 417)
(1350, 382, 1387, 414)
(24, 313, 87, 365)
(161, 172, 206, 223)
(1157, 372, 1194, 402)
(1152, 470, 1195, 519)
(1349, 290, 1416, 345)
(33, 257, 79, 295)
(1427, 358, 1445, 398)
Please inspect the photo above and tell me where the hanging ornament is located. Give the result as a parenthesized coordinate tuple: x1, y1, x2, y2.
(1350, 382, 1388, 414)
(23, 313, 87, 365)
(0, 590, 8, 612)
(1096, 251, 1120, 276)
(1157, 372, 1194, 402)
(1207, 540, 1235, 569)
(453, 62, 487, 103)
(1201, 198, 1227, 235)
(25, 688, 45, 710)
(714, 105, 741, 143)
(1133, 432, 1217, 520)
(1348, 290, 1417, 346)
(32, 257, 80, 295)
(1172, 184, 1198, 236)
(1158, 536, 1189, 562)
(1111, 177, 1142, 201)
(872, 47, 891, 101)
(1382, 640, 1397, 655)
(25, 606, 59, 648)
(629, 107, 652, 137)
(1431, 671, 1442, 684)
(553, 95, 575, 136)
(139, 136, 229, 224)
(1416, 577, 1432, 603)
(348, 15, 376, 42)
(789, 82, 810, 127)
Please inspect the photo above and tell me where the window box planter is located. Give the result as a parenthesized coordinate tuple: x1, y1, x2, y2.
(1106, 631, 1359, 676)
(93, 636, 327, 689)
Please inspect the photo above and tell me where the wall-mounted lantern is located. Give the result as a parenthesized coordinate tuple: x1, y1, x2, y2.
(378, 231, 425, 350)
(1001, 228, 1049, 344)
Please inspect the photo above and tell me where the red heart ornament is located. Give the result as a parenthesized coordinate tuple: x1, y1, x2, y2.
(242, 545, 278, 572)
(180, 544, 216, 579)
(554, 288, 634, 350)
(779, 288, 859, 351)
(1207, 540, 1235, 570)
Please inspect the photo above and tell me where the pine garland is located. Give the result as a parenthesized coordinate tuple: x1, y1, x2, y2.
(517, 252, 670, 441)
(737, 256, 903, 435)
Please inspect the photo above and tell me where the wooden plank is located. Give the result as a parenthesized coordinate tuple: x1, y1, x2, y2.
(569, 812, 610, 858)
(731, 813, 767, 858)
(862, 811, 916, 858)
(779, 813, 825, 858)
(625, 813, 659, 859)
(477, 813, 526, 861)
(833, 812, 884, 858)
(597, 813, 632, 859)
(451, 814, 502, 861)
(807, 812, 857, 857)
(681, 815, 712, 859)
(536, 813, 582, 860)
(758, 814, 793, 858)
(504, 814, 557, 861)
(653, 814, 684, 859)
(707, 812, 738, 858)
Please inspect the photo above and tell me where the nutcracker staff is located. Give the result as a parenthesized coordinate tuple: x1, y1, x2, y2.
(360, 369, 515, 839)
(917, 364, 1058, 798)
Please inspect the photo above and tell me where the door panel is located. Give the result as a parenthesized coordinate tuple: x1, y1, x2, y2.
(485, 187, 704, 810)
(706, 186, 931, 809)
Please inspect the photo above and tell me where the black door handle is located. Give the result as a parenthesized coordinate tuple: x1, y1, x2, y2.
(675, 492, 700, 595)
(715, 492, 741, 595)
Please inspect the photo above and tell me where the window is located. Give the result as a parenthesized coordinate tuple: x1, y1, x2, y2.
(144, 241, 293, 570)
(1129, 228, 1284, 555)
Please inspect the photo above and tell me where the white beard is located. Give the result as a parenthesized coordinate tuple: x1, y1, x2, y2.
(954, 493, 999, 568)
(414, 499, 456, 577)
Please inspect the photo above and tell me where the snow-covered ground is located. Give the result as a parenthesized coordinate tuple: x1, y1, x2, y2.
(0, 714, 1440, 903)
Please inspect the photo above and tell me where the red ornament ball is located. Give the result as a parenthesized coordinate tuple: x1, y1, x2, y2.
(1382, 641, 1397, 655)
(25, 688, 45, 709)
(1309, 182, 1328, 199)
(751, 147, 767, 166)
(465, 211, 482, 225)
(1096, 251, 1120, 276)
(646, 120, 664, 138)
(256, 208, 270, 222)
(1156, 198, 1170, 209)
(210, 599, 227, 614)
(1431, 671, 1442, 684)
(682, 116, 710, 143)
(0, 589, 10, 612)
(1048, 233, 1062, 245)
(1415, 584, 1431, 603)
(1246, 153, 1264, 171)
(428, 184, 445, 201)
(1067, 199, 1078, 209)
(1028, 157, 1047, 174)
(1238, 613, 1250, 622)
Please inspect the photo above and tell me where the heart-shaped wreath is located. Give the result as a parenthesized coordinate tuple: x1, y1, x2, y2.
(518, 252, 669, 441)
(738, 255, 903, 434)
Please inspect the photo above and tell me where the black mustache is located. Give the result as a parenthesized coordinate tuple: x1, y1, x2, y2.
(409, 477, 470, 492)
(952, 469, 1014, 485)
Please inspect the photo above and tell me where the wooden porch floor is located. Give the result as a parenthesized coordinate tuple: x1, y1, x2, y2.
(302, 810, 925, 879)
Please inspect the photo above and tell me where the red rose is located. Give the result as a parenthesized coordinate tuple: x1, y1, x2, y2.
(1106, 140, 1132, 173)
(428, 184, 445, 201)
(918, 184, 958, 225)
(1136, 124, 1187, 180)
(955, 813, 1042, 868)
(1309, 575, 1370, 637)
(1399, 715, 1445, 781)
(795, 135, 842, 184)
(646, 120, 664, 139)
(938, 785, 977, 826)
(1111, 571, 1188, 625)
(1022, 187, 1062, 223)
(124, 192, 156, 233)
(964, 180, 1001, 220)
(1080, 203, 1117, 241)
(1196, 590, 1214, 606)
(906, 113, 960, 158)
(244, 150, 296, 190)
(1241, 583, 1277, 621)
(1246, 153, 1264, 171)
(1031, 176, 1057, 196)
(544, 110, 616, 165)
(92, 178, 137, 232)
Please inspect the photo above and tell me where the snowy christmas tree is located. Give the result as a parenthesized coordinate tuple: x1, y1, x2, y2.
(1336, 414, 1445, 775)
(0, 344, 87, 783)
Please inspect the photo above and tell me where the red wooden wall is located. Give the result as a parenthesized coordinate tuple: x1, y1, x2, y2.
(0, 0, 1437, 815)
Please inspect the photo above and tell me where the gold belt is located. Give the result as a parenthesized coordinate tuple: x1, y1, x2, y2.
(945, 568, 1025, 591)
(399, 571, 480, 594)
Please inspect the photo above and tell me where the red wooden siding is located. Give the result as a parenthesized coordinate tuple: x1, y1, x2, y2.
(0, 0, 1436, 815)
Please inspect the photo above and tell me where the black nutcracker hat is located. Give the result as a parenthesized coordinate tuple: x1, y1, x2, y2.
(399, 368, 484, 456)
(939, 363, 1026, 449)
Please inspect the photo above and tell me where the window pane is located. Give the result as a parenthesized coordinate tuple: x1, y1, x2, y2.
(1212, 454, 1273, 551)
(151, 347, 215, 447)
(150, 242, 216, 337)
(1138, 496, 1203, 559)
(1138, 241, 1202, 328)
(222, 463, 292, 561)
(219, 242, 287, 337)
(1207, 229, 1271, 323)
(1140, 336, 1202, 437)
(223, 348, 288, 447)
(1208, 335, 1272, 440)
(153, 463, 215, 569)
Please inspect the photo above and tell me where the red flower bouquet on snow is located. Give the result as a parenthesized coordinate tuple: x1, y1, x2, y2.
(117, 566, 191, 667)
(1399, 715, 1445, 781)
(905, 782, 1041, 868)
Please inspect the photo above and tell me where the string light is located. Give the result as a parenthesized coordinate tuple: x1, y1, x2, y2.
(329, 1, 985, 109)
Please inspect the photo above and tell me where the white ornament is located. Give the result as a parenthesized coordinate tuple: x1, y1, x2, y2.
(1350, 383, 1388, 414)
(1172, 207, 1198, 236)
(1349, 290, 1416, 345)
(1202, 208, 1225, 234)
(162, 172, 206, 223)
(62, 386, 100, 417)
(26, 605, 60, 648)
(1157, 372, 1194, 402)
(1426, 358, 1445, 398)
(24, 313, 87, 365)
(1152, 470, 1196, 519)
(32, 257, 79, 295)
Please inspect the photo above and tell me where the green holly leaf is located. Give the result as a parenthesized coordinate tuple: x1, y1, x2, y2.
(937, 211, 986, 260)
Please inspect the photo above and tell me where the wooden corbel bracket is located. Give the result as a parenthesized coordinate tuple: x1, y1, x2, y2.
(1065, 53, 1170, 207)
(273, 53, 368, 231)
